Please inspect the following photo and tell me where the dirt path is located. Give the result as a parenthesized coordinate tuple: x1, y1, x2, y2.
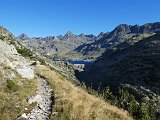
(21, 76, 53, 120)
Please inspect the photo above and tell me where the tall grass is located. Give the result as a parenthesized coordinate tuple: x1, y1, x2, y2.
(36, 65, 133, 120)
(0, 76, 38, 120)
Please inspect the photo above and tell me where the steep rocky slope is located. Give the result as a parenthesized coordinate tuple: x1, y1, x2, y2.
(0, 26, 34, 79)
(0, 26, 39, 119)
(89, 33, 160, 90)
(80, 33, 160, 119)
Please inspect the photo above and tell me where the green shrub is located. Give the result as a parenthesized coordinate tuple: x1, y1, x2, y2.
(116, 87, 158, 120)
(39, 58, 46, 65)
(9, 40, 16, 45)
(102, 86, 113, 99)
(6, 79, 19, 92)
(0, 35, 5, 40)
(4, 66, 12, 70)
(16, 47, 34, 59)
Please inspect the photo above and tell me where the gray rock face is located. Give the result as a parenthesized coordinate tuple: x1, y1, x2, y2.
(16, 67, 34, 79)
(0, 40, 17, 55)
(0, 39, 35, 79)
(0, 40, 17, 66)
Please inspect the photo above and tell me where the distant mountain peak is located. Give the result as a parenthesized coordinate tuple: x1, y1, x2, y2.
(17, 33, 30, 40)
(64, 31, 76, 40)
(79, 33, 85, 37)
(97, 32, 109, 37)
(109, 22, 160, 38)
(65, 31, 74, 36)
(114, 24, 131, 31)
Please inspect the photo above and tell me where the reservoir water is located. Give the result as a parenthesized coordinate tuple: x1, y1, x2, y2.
(67, 60, 94, 65)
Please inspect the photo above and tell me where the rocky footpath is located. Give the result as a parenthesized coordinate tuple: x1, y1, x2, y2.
(0, 27, 53, 119)
(21, 76, 53, 120)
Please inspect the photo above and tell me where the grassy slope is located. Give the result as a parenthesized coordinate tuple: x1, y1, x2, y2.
(0, 64, 38, 120)
(36, 65, 133, 120)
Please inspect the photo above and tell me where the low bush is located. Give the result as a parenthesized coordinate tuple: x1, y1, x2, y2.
(38, 58, 46, 65)
(0, 35, 5, 40)
(16, 47, 34, 59)
(6, 79, 19, 92)
(115, 87, 159, 120)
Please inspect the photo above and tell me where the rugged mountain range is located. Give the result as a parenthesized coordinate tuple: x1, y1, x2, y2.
(18, 22, 160, 61)
(17, 32, 96, 60)
(69, 22, 160, 60)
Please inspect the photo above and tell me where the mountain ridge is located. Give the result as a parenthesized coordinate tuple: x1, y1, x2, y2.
(17, 22, 160, 60)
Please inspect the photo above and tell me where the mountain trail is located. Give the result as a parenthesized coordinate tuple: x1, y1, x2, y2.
(21, 76, 53, 120)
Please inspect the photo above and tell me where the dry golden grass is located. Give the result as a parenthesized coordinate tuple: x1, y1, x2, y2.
(0, 66, 38, 120)
(36, 65, 133, 120)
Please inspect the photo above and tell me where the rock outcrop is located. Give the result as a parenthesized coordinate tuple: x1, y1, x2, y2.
(16, 67, 34, 79)
(0, 40, 17, 55)
(0, 40, 35, 79)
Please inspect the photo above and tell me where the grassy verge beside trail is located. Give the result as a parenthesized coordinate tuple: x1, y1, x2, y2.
(36, 65, 133, 120)
(0, 78, 38, 120)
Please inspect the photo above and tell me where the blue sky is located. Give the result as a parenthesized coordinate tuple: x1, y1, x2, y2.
(0, 0, 160, 37)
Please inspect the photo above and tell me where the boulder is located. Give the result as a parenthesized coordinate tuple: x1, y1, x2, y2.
(16, 67, 34, 79)
(0, 40, 17, 55)
(0, 54, 10, 65)
(28, 94, 42, 104)
(21, 113, 28, 119)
